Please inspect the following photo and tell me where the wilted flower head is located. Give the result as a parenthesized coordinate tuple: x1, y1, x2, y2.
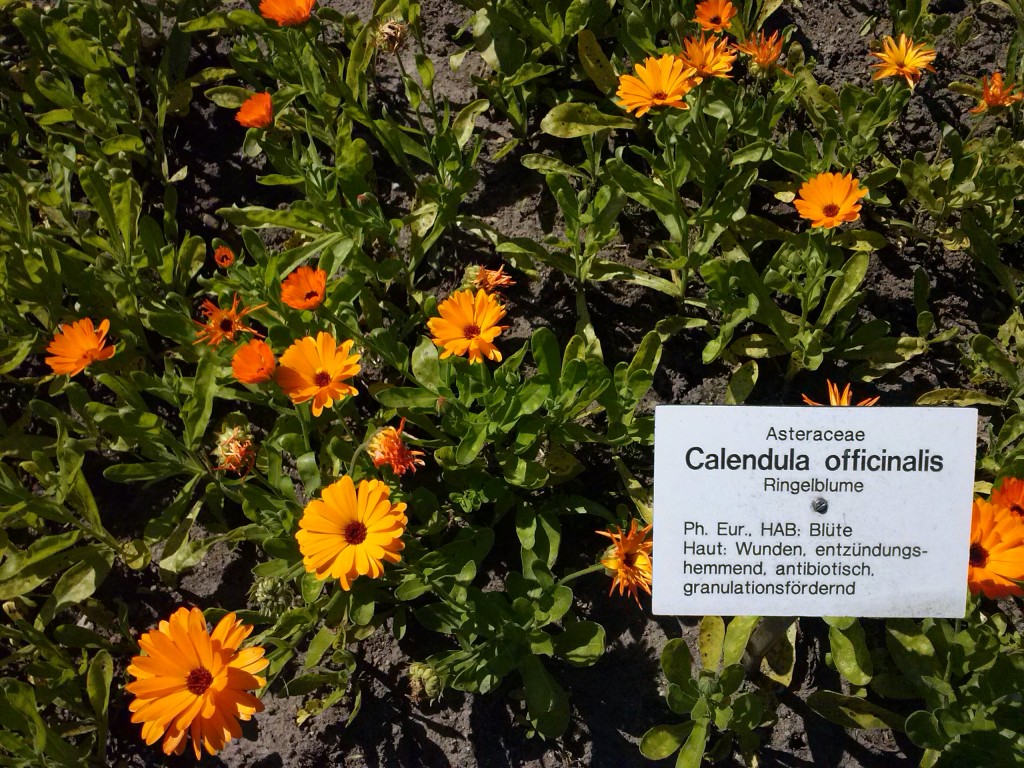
(464, 264, 516, 293)
(427, 289, 507, 363)
(678, 33, 736, 79)
(212, 422, 257, 474)
(407, 661, 442, 703)
(793, 172, 868, 229)
(213, 245, 236, 268)
(597, 519, 653, 605)
(259, 0, 314, 26)
(367, 418, 425, 476)
(374, 18, 408, 53)
(734, 30, 791, 75)
(193, 294, 264, 347)
(45, 318, 115, 376)
(694, 0, 737, 33)
(617, 55, 701, 117)
(801, 380, 879, 406)
(969, 72, 1024, 114)
(870, 33, 936, 87)
(235, 93, 273, 128)
(125, 607, 267, 758)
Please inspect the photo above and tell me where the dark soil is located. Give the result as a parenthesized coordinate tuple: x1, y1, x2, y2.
(7, 0, 1015, 766)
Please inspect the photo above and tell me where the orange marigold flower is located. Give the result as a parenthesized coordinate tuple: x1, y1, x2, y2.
(213, 245, 235, 268)
(193, 294, 264, 347)
(235, 93, 273, 128)
(870, 33, 936, 87)
(597, 519, 653, 605)
(968, 498, 1024, 598)
(125, 607, 267, 758)
(427, 289, 507, 364)
(694, 0, 737, 33)
(616, 55, 701, 117)
(295, 475, 407, 589)
(232, 339, 277, 384)
(212, 424, 257, 474)
(472, 264, 516, 293)
(45, 318, 115, 376)
(734, 30, 791, 75)
(679, 33, 736, 79)
(793, 171, 868, 229)
(280, 265, 327, 310)
(259, 0, 314, 26)
(276, 332, 361, 416)
(367, 418, 425, 476)
(990, 476, 1024, 521)
(969, 72, 1024, 114)
(801, 379, 879, 406)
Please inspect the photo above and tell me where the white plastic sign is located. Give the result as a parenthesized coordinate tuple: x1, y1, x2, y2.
(652, 405, 977, 617)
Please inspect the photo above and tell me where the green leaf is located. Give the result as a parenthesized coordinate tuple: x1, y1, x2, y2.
(87, 649, 112, 753)
(676, 718, 709, 768)
(374, 387, 440, 409)
(305, 626, 336, 669)
(452, 99, 489, 149)
(540, 103, 634, 138)
(722, 616, 760, 666)
(205, 85, 254, 109)
(725, 361, 758, 404)
(905, 710, 945, 749)
(640, 722, 692, 760)
(518, 656, 570, 737)
(698, 616, 725, 671)
(553, 621, 605, 666)
(970, 335, 1020, 385)
(577, 30, 618, 94)
(818, 251, 868, 327)
(807, 691, 905, 730)
(914, 388, 1004, 406)
(182, 352, 219, 449)
(411, 337, 441, 392)
(828, 619, 873, 686)
(662, 637, 693, 685)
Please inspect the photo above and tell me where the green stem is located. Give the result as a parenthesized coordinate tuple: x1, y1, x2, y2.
(557, 561, 606, 586)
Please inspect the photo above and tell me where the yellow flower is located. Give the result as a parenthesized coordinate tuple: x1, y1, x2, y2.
(870, 33, 936, 87)
(734, 30, 791, 75)
(616, 55, 701, 117)
(793, 171, 868, 229)
(801, 380, 879, 406)
(125, 607, 267, 758)
(694, 0, 737, 33)
(597, 519, 653, 605)
(276, 332, 361, 416)
(295, 475, 408, 589)
(427, 289, 507, 363)
(679, 33, 736, 79)
(969, 72, 1024, 114)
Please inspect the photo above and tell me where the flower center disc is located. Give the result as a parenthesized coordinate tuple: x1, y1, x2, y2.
(822, 203, 840, 218)
(219, 318, 235, 332)
(710, 15, 721, 23)
(344, 521, 368, 545)
(304, 290, 319, 300)
(969, 543, 988, 568)
(1012, 503, 1024, 518)
(622, 552, 637, 567)
(186, 667, 214, 695)
(463, 324, 481, 339)
(651, 90, 667, 100)
(313, 370, 332, 387)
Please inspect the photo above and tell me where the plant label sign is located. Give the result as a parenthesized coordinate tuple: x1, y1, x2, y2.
(652, 405, 977, 617)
